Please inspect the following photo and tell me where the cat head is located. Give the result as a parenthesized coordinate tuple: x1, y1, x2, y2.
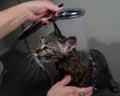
(34, 31, 77, 62)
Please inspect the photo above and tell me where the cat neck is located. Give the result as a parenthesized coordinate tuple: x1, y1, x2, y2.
(55, 49, 90, 75)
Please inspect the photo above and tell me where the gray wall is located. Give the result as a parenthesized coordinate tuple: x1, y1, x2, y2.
(59, 0, 120, 83)
(0, 0, 120, 82)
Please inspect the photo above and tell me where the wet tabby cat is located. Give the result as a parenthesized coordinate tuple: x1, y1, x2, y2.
(34, 30, 119, 93)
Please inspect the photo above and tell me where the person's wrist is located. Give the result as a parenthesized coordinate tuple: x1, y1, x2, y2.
(20, 1, 42, 22)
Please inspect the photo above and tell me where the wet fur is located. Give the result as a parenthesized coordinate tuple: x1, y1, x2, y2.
(34, 31, 119, 93)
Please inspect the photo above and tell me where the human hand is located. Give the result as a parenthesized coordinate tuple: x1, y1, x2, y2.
(0, 0, 63, 38)
(47, 75, 93, 96)
(26, 0, 63, 23)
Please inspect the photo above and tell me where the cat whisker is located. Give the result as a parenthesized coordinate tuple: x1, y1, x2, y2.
(24, 53, 46, 81)
(33, 55, 45, 70)
(24, 54, 36, 72)
(25, 59, 39, 81)
(22, 48, 34, 54)
(29, 56, 54, 85)
(20, 53, 33, 66)
(24, 54, 35, 65)
(34, 66, 40, 83)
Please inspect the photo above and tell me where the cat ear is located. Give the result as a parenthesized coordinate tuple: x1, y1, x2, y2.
(60, 36, 77, 53)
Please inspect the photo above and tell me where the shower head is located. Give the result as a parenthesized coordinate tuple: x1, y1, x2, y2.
(56, 8, 85, 20)
(17, 6, 85, 40)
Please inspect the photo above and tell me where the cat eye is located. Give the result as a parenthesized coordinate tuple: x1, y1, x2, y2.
(44, 47, 52, 53)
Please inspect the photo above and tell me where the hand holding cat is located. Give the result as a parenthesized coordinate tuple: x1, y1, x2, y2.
(47, 75, 93, 96)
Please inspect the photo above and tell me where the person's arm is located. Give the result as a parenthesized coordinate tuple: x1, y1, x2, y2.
(0, 0, 63, 39)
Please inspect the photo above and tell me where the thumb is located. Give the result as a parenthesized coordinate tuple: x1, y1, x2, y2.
(59, 75, 71, 86)
(44, 0, 64, 12)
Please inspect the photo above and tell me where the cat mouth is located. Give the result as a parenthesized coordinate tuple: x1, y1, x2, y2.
(40, 55, 58, 62)
(44, 56, 51, 60)
(38, 55, 53, 62)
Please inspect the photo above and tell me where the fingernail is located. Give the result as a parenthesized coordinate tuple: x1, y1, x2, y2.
(58, 3, 64, 7)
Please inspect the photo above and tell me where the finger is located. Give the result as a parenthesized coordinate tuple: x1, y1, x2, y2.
(59, 75, 71, 86)
(78, 87, 93, 94)
(62, 86, 83, 96)
(41, 17, 51, 24)
(44, 0, 64, 12)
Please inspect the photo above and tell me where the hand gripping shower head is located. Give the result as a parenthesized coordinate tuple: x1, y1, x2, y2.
(17, 5, 85, 40)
